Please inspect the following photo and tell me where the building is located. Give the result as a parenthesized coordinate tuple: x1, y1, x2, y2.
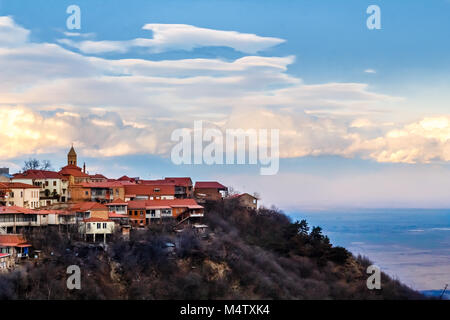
(0, 206, 47, 233)
(71, 202, 109, 222)
(194, 181, 228, 202)
(0, 253, 12, 271)
(127, 199, 204, 227)
(228, 193, 258, 210)
(105, 198, 128, 215)
(124, 184, 175, 201)
(0, 168, 12, 183)
(44, 210, 76, 226)
(0, 206, 76, 233)
(59, 146, 91, 201)
(67, 145, 77, 166)
(79, 182, 125, 203)
(0, 234, 31, 264)
(90, 174, 108, 183)
(79, 218, 115, 243)
(0, 182, 41, 209)
(12, 170, 69, 205)
(140, 177, 193, 198)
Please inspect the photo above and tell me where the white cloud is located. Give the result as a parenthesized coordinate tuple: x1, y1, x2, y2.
(0, 16, 29, 47)
(1, 16, 449, 167)
(364, 69, 376, 74)
(58, 23, 285, 54)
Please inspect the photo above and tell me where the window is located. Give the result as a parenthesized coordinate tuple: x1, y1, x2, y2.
(102, 223, 107, 229)
(161, 209, 171, 216)
(87, 223, 91, 230)
(97, 223, 101, 229)
(154, 188, 160, 192)
(85, 191, 89, 196)
(45, 181, 49, 186)
(140, 211, 144, 216)
(53, 181, 57, 186)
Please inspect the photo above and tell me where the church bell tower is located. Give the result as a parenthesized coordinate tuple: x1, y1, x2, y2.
(68, 145, 77, 166)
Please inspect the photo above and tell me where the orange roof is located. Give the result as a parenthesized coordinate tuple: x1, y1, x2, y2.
(71, 202, 108, 212)
(0, 234, 30, 247)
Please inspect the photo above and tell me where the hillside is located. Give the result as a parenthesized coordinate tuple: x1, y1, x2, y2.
(0, 200, 424, 300)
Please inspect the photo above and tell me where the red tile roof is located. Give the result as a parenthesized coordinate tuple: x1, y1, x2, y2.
(0, 182, 40, 189)
(59, 165, 90, 178)
(90, 174, 107, 179)
(124, 184, 175, 196)
(195, 181, 227, 189)
(117, 175, 137, 182)
(106, 198, 127, 205)
(79, 182, 124, 189)
(0, 206, 37, 214)
(127, 199, 203, 210)
(13, 170, 65, 180)
(70, 202, 108, 212)
(108, 212, 128, 218)
(140, 177, 192, 187)
(0, 234, 30, 247)
(83, 217, 113, 223)
(165, 177, 192, 187)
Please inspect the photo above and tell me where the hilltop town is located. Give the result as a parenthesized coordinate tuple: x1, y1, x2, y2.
(0, 146, 258, 271)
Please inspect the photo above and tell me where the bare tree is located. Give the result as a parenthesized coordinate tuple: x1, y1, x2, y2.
(41, 160, 53, 170)
(22, 159, 53, 172)
(22, 158, 40, 171)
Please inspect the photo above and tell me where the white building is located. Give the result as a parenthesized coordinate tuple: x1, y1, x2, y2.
(79, 218, 115, 243)
(12, 170, 69, 206)
(0, 182, 40, 209)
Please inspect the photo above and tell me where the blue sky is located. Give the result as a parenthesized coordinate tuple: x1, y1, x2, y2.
(1, 0, 450, 209)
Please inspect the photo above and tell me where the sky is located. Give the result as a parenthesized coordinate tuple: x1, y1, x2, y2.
(1, 0, 450, 210)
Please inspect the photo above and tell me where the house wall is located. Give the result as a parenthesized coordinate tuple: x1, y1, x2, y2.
(82, 221, 115, 235)
(194, 188, 222, 201)
(69, 185, 91, 202)
(239, 194, 258, 210)
(0, 255, 13, 271)
(12, 178, 69, 203)
(9, 187, 40, 208)
(89, 210, 109, 220)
